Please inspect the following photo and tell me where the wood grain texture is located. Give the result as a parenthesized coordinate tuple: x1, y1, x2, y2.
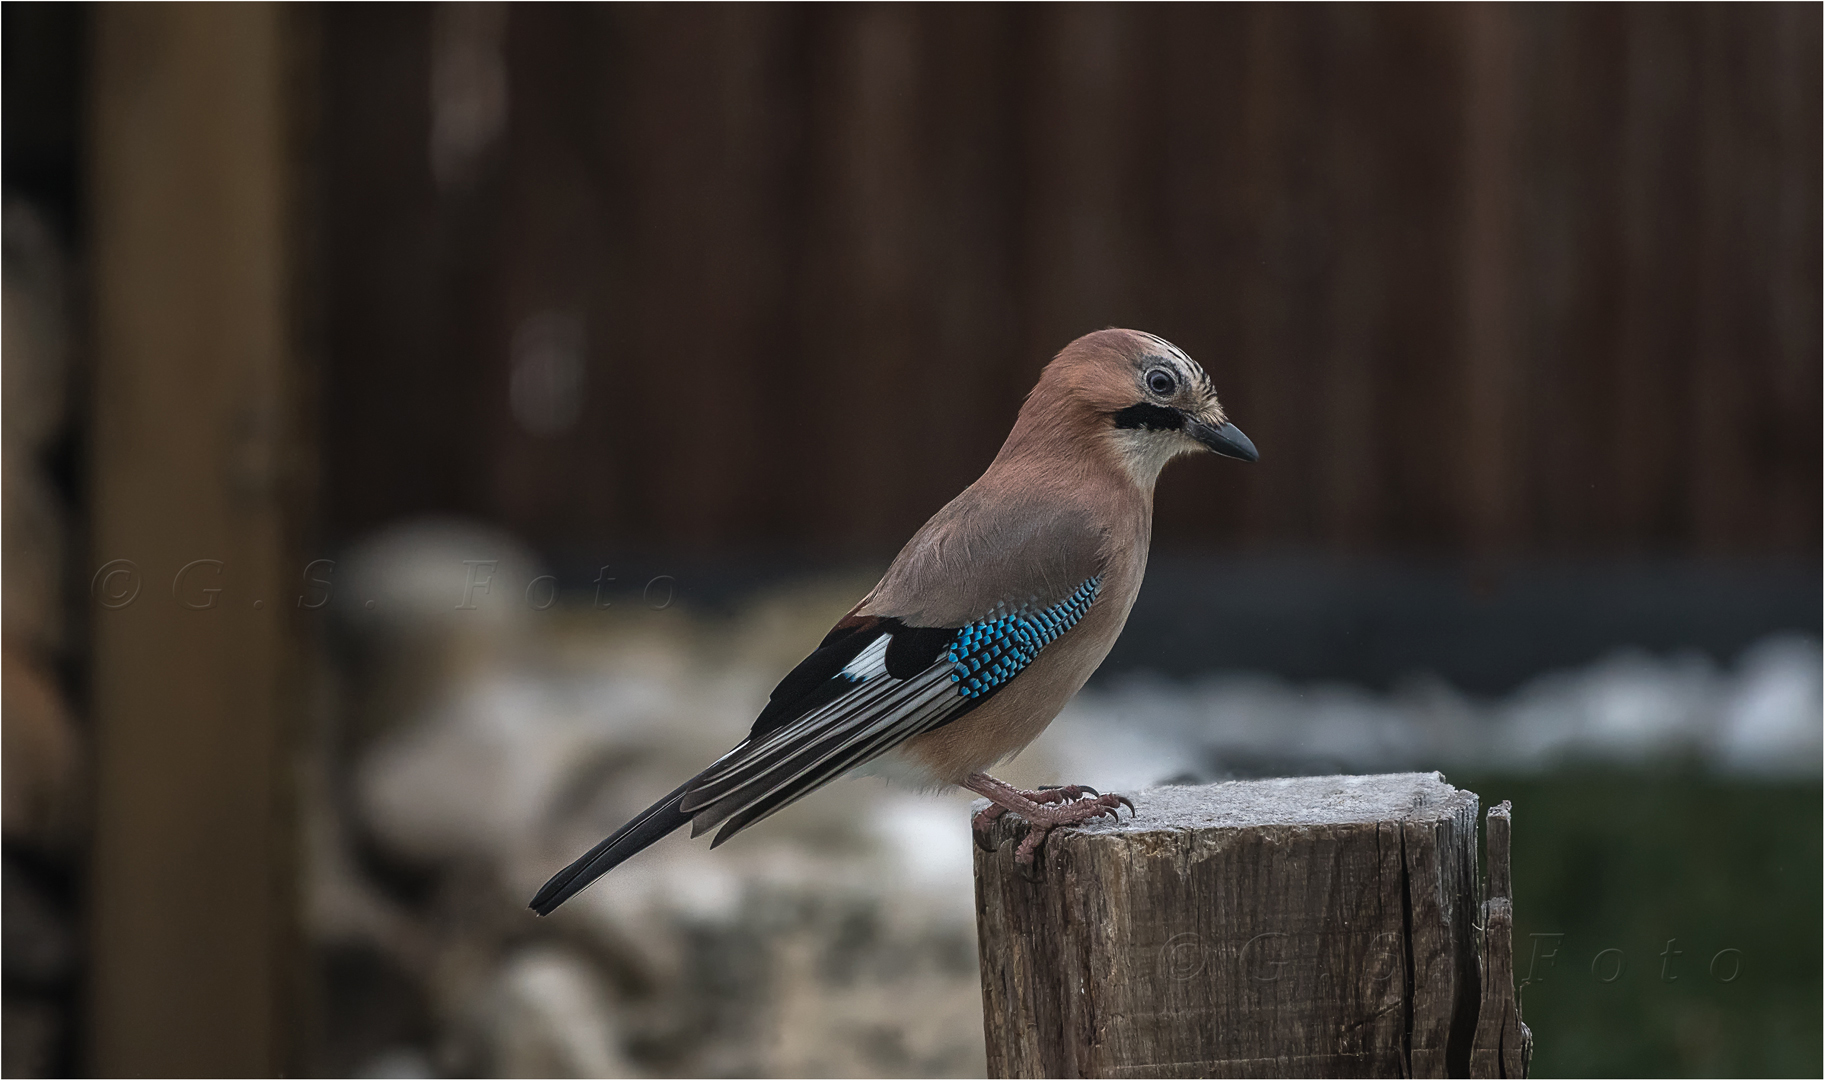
(86, 5, 315, 1074)
(1470, 802, 1532, 1079)
(974, 774, 1486, 1078)
(318, 6, 1819, 559)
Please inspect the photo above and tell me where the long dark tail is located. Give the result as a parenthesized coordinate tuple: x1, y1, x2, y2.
(529, 777, 694, 915)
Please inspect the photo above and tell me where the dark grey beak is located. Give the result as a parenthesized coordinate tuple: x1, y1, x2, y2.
(1188, 419, 1259, 462)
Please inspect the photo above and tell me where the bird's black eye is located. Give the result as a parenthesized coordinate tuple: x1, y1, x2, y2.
(1146, 368, 1177, 396)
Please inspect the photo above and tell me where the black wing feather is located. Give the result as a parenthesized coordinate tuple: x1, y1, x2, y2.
(709, 669, 959, 845)
(526, 776, 695, 916)
(530, 576, 1101, 915)
(747, 618, 887, 739)
(883, 623, 956, 677)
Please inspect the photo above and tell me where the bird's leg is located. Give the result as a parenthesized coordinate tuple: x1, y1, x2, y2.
(967, 783, 1089, 846)
(964, 773, 1135, 863)
(979, 783, 1106, 845)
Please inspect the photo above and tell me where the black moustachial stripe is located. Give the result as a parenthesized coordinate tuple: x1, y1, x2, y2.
(1111, 402, 1184, 432)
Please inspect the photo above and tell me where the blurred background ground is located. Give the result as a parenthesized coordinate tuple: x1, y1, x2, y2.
(1, 3, 1818, 1077)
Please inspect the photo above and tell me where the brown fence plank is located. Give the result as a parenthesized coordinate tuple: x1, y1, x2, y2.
(87, 4, 313, 1073)
(317, 6, 1820, 557)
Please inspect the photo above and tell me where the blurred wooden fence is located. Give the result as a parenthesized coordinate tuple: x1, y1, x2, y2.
(49, 7, 1821, 1076)
(320, 3, 1819, 559)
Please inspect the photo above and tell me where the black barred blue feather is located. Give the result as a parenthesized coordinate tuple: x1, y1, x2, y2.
(949, 578, 1100, 699)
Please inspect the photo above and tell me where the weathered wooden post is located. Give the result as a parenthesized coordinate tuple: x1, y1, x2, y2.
(973, 773, 1529, 1078)
(1470, 802, 1532, 1077)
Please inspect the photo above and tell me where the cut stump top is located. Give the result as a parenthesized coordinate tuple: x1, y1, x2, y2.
(1056, 771, 1469, 836)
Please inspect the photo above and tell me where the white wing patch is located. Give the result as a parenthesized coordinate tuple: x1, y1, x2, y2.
(840, 633, 891, 680)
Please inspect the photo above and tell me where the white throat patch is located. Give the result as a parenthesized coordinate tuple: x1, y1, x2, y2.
(1108, 427, 1195, 488)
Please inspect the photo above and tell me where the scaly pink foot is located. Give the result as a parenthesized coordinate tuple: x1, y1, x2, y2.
(969, 784, 1095, 844)
(965, 775, 1135, 864)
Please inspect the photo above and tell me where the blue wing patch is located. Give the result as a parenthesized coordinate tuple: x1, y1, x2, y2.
(949, 576, 1101, 699)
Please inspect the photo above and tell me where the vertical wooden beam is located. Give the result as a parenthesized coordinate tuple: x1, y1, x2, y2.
(605, 4, 800, 547)
(797, 4, 932, 545)
(1460, 2, 1521, 556)
(1471, 802, 1533, 1078)
(86, 4, 310, 1074)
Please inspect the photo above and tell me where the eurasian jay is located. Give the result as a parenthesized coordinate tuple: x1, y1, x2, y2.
(530, 328, 1256, 915)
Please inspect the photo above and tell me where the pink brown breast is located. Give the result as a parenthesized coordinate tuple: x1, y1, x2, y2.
(890, 555, 1144, 786)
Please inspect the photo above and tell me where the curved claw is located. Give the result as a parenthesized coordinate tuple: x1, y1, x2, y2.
(971, 783, 1138, 868)
(971, 802, 1008, 852)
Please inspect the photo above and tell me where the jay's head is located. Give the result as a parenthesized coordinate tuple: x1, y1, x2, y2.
(1027, 328, 1258, 486)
